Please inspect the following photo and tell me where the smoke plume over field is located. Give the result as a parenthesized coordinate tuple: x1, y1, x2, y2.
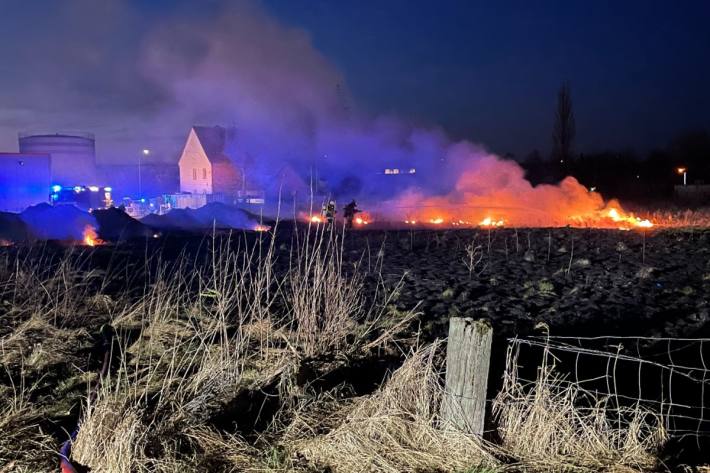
(0, 0, 643, 227)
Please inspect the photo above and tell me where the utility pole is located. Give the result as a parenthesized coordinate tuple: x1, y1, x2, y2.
(140, 148, 150, 198)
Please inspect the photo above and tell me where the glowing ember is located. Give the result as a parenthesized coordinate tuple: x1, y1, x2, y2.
(354, 212, 372, 226)
(429, 217, 444, 225)
(82, 225, 104, 246)
(254, 224, 271, 232)
(479, 217, 505, 227)
(310, 215, 323, 224)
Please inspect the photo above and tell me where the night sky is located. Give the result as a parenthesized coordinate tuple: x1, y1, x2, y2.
(1, 0, 708, 162)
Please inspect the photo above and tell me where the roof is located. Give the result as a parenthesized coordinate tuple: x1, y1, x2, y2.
(192, 126, 236, 164)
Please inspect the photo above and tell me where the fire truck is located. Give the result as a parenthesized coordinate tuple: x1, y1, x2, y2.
(49, 185, 113, 211)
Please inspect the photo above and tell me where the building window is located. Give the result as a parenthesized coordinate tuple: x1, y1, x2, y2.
(392, 168, 400, 174)
(193, 169, 197, 180)
(409, 168, 416, 174)
(203, 168, 207, 179)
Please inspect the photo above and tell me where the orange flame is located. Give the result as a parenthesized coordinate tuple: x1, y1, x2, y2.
(82, 225, 103, 246)
(385, 153, 659, 230)
(479, 217, 505, 227)
(254, 224, 271, 232)
(354, 212, 372, 226)
(605, 207, 653, 230)
(310, 215, 323, 224)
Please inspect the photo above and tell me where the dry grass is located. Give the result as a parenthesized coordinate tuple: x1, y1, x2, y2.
(0, 226, 673, 472)
(66, 226, 418, 472)
(293, 342, 498, 473)
(494, 346, 667, 472)
(0, 381, 55, 471)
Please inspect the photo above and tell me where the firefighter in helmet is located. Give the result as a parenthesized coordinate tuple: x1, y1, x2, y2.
(321, 199, 336, 226)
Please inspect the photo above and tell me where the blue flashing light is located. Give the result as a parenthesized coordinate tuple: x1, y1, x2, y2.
(73, 186, 83, 193)
(104, 187, 112, 192)
(140, 198, 146, 203)
(51, 185, 62, 193)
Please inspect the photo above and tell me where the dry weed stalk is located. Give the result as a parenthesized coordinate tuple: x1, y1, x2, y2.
(463, 237, 485, 277)
(286, 226, 364, 357)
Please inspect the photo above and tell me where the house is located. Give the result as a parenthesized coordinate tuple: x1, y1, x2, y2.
(178, 126, 244, 196)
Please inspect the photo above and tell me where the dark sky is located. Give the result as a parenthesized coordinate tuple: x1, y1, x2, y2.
(260, 0, 710, 157)
(0, 0, 708, 161)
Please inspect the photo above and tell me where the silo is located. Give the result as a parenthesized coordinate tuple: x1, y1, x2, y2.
(19, 132, 97, 185)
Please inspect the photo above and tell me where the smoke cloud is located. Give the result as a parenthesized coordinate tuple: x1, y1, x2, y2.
(0, 0, 622, 226)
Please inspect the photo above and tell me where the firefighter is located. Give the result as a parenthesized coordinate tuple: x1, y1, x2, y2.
(322, 199, 336, 226)
(343, 199, 361, 229)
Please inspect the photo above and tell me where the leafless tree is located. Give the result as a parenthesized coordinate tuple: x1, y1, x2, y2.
(552, 82, 576, 165)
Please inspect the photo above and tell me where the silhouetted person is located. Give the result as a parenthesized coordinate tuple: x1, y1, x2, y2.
(343, 199, 360, 228)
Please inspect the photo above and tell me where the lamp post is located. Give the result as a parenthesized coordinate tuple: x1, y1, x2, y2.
(139, 149, 150, 198)
(677, 167, 687, 186)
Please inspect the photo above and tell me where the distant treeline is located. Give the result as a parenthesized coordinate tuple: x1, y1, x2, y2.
(521, 130, 710, 205)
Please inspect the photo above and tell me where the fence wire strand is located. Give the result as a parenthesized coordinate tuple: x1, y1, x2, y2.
(508, 335, 710, 440)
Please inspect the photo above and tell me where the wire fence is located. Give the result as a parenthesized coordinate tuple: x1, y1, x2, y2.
(507, 335, 710, 440)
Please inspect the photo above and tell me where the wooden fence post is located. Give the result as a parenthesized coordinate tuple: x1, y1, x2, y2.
(440, 317, 493, 436)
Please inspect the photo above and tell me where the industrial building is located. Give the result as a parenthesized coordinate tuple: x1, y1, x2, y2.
(0, 152, 51, 212)
(19, 132, 97, 185)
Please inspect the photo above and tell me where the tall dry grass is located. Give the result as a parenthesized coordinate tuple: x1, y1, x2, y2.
(494, 345, 667, 472)
(0, 226, 670, 472)
(68, 225, 416, 472)
(292, 341, 498, 473)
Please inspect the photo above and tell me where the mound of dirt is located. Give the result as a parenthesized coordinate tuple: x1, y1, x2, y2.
(92, 207, 154, 241)
(20, 203, 97, 241)
(0, 211, 30, 242)
(142, 203, 266, 231)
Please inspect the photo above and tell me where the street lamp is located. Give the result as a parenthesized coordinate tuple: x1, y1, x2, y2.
(677, 167, 687, 186)
(139, 149, 150, 198)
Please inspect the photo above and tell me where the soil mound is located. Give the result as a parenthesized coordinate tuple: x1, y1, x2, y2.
(0, 211, 30, 242)
(142, 203, 265, 231)
(92, 207, 153, 241)
(20, 204, 96, 240)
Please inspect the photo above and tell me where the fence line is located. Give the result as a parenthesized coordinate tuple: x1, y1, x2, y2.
(506, 335, 710, 440)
